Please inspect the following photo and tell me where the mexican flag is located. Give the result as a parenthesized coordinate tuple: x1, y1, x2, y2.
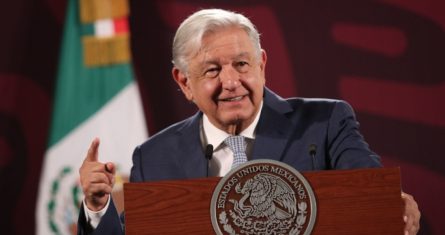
(36, 0, 147, 234)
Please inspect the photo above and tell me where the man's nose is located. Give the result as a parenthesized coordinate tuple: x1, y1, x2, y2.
(220, 66, 241, 90)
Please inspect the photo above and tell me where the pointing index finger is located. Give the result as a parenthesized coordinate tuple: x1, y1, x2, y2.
(85, 138, 100, 162)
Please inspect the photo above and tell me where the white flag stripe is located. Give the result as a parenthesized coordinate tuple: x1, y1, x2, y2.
(95, 19, 115, 38)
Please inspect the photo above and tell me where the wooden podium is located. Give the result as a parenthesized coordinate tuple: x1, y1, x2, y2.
(124, 167, 404, 234)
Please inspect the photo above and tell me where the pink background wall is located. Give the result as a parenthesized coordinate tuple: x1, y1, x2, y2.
(0, 0, 443, 234)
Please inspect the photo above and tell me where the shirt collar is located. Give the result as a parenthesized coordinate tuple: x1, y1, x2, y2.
(203, 101, 263, 149)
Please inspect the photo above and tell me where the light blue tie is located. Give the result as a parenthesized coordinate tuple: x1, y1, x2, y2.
(224, 135, 248, 169)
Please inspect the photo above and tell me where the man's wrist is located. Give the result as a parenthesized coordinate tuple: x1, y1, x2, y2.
(83, 195, 111, 229)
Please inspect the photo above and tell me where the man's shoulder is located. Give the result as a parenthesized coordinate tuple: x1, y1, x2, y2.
(286, 97, 341, 106)
(270, 95, 345, 113)
(138, 112, 201, 148)
(264, 87, 347, 112)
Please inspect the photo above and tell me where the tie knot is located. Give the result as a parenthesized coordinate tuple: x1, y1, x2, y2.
(224, 135, 246, 154)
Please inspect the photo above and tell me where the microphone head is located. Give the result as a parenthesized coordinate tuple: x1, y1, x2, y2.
(205, 144, 214, 160)
(309, 144, 317, 156)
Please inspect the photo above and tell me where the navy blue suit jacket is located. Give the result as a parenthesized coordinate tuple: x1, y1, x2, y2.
(78, 88, 381, 234)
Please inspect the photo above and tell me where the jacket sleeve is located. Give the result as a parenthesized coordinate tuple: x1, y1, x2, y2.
(327, 100, 382, 169)
(77, 197, 124, 235)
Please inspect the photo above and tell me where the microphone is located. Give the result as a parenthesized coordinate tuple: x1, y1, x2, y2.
(205, 144, 213, 160)
(309, 144, 317, 170)
(205, 144, 213, 177)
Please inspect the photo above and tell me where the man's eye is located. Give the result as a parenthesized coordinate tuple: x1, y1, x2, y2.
(204, 68, 220, 78)
(236, 61, 249, 72)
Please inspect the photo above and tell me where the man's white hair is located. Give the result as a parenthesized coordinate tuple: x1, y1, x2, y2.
(172, 9, 262, 73)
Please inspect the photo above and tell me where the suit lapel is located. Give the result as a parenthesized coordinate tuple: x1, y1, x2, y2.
(252, 88, 294, 161)
(175, 112, 208, 178)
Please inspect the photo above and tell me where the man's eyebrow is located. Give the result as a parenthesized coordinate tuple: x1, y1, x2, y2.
(201, 52, 251, 65)
(233, 52, 250, 60)
(200, 54, 221, 65)
(203, 59, 219, 65)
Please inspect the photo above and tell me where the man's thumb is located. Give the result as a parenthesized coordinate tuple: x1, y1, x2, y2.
(104, 162, 116, 174)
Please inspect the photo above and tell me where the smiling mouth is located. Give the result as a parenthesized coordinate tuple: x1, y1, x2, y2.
(220, 96, 244, 102)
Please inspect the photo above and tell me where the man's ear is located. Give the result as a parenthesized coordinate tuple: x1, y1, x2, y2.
(260, 49, 267, 73)
(259, 49, 267, 85)
(172, 67, 193, 101)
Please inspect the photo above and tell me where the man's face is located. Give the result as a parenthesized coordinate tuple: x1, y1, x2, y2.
(173, 26, 267, 134)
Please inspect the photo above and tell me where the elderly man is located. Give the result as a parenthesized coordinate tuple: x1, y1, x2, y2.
(78, 8, 420, 235)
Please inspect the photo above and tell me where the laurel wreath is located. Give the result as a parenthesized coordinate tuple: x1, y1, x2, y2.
(218, 202, 308, 235)
(290, 202, 308, 235)
(47, 166, 81, 235)
(219, 211, 237, 235)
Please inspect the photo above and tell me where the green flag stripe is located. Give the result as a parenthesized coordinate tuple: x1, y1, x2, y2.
(81, 22, 94, 36)
(48, 0, 133, 147)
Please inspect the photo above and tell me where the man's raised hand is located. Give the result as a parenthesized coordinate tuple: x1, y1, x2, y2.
(79, 138, 116, 211)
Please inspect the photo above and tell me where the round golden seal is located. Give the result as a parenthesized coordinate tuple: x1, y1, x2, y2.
(210, 160, 316, 235)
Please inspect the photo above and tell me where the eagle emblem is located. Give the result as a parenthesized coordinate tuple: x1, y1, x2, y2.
(211, 160, 316, 235)
(231, 173, 297, 221)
